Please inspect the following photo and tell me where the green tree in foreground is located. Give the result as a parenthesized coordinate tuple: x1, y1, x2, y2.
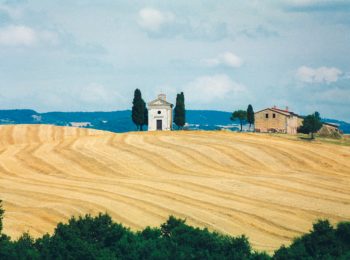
(132, 89, 147, 131)
(231, 110, 247, 132)
(0, 200, 4, 233)
(247, 104, 255, 131)
(298, 111, 322, 139)
(174, 92, 185, 129)
(274, 219, 350, 259)
(0, 202, 350, 259)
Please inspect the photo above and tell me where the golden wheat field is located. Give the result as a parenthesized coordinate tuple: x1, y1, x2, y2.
(0, 125, 349, 252)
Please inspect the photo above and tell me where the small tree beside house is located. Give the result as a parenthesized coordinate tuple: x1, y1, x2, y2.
(298, 112, 323, 139)
(231, 110, 247, 132)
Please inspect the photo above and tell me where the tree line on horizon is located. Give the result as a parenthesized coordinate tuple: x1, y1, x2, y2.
(132, 89, 326, 138)
(0, 200, 350, 259)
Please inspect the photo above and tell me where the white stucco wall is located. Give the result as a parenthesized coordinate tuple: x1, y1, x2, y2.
(148, 107, 172, 131)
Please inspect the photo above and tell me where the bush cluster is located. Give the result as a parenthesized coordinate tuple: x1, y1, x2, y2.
(0, 200, 349, 259)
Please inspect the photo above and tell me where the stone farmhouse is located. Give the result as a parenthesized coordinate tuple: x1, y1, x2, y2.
(254, 106, 303, 134)
(148, 94, 173, 131)
(255, 106, 340, 135)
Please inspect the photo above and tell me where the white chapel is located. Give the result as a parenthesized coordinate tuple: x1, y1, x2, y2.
(148, 94, 173, 131)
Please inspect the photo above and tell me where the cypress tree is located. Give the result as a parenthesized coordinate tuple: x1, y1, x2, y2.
(247, 104, 255, 131)
(131, 89, 145, 131)
(174, 92, 185, 129)
(140, 100, 148, 131)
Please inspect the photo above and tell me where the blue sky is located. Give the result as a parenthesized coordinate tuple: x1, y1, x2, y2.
(0, 0, 349, 120)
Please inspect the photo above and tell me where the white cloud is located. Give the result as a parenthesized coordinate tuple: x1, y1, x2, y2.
(295, 66, 342, 84)
(287, 0, 323, 6)
(0, 25, 59, 47)
(0, 25, 37, 46)
(286, 0, 345, 6)
(138, 8, 174, 32)
(202, 52, 243, 68)
(183, 74, 246, 104)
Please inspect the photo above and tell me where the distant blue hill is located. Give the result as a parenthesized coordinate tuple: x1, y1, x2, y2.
(0, 109, 348, 133)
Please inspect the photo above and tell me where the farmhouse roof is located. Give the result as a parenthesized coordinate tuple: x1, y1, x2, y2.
(255, 107, 303, 118)
(323, 122, 340, 128)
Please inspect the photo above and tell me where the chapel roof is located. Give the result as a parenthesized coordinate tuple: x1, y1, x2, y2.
(148, 94, 173, 107)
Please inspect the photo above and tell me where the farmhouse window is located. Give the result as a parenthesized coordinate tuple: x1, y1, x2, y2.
(265, 113, 269, 118)
(273, 113, 276, 118)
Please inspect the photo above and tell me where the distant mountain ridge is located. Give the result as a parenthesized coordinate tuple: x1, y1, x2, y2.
(0, 109, 349, 133)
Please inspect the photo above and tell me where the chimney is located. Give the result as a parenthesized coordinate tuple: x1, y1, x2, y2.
(158, 93, 166, 101)
(285, 106, 289, 111)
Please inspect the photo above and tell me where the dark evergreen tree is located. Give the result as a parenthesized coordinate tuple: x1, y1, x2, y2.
(298, 111, 322, 139)
(131, 89, 146, 131)
(247, 104, 255, 131)
(174, 92, 186, 129)
(231, 110, 247, 132)
(140, 100, 148, 131)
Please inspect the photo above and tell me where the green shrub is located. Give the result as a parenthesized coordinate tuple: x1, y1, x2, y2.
(0, 200, 349, 260)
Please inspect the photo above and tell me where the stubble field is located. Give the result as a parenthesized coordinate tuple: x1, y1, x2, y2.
(0, 124, 349, 252)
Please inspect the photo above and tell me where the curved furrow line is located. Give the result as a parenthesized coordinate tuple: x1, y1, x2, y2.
(202, 143, 271, 171)
(277, 174, 350, 196)
(118, 182, 301, 240)
(162, 179, 348, 222)
(241, 142, 316, 173)
(243, 178, 350, 207)
(3, 176, 231, 236)
(1, 183, 142, 230)
(0, 159, 22, 178)
(159, 135, 272, 172)
(0, 125, 15, 146)
(55, 136, 126, 177)
(114, 134, 208, 177)
(14, 143, 62, 176)
(1, 168, 225, 233)
(71, 136, 138, 178)
(26, 125, 41, 143)
(139, 134, 257, 177)
(257, 142, 347, 174)
(103, 134, 179, 178)
(162, 179, 317, 219)
(124, 134, 217, 176)
(2, 177, 166, 226)
(233, 137, 350, 174)
(75, 135, 136, 178)
(49, 127, 114, 179)
(4, 170, 252, 241)
(153, 135, 252, 174)
(285, 145, 350, 171)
